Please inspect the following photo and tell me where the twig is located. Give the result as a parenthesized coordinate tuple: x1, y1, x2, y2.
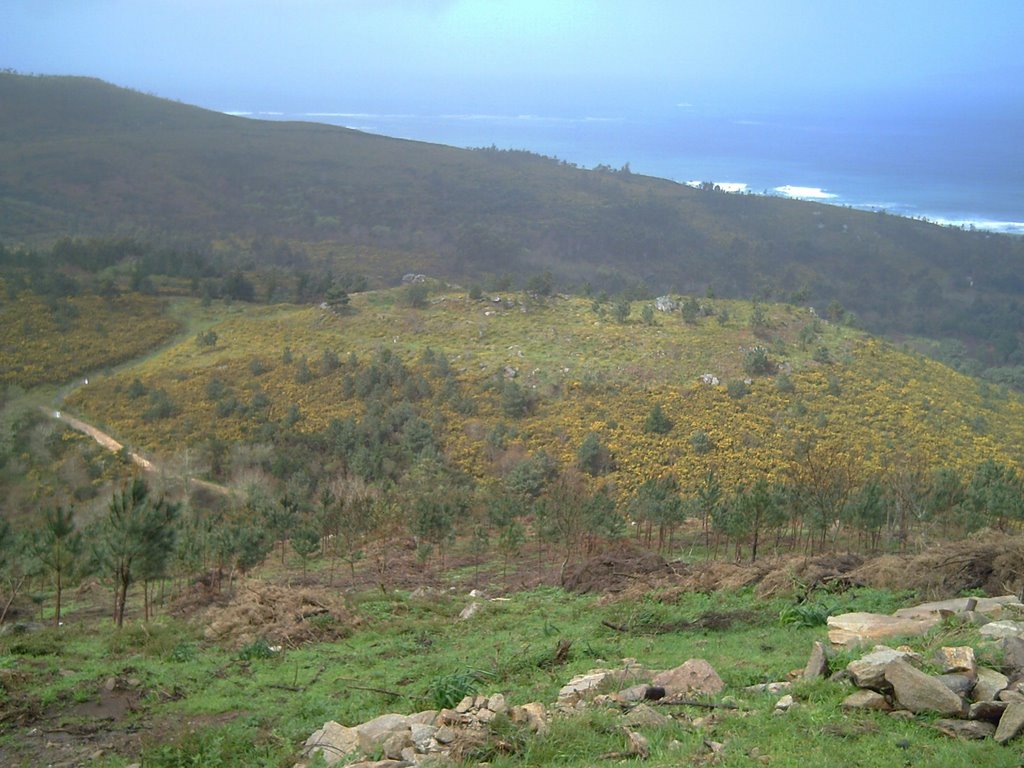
(601, 619, 630, 632)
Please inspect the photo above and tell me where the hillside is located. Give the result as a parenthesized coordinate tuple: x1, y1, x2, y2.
(63, 288, 1024, 506)
(2, 73, 1023, 379)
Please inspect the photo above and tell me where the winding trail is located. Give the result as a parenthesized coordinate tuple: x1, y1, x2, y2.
(45, 406, 233, 497)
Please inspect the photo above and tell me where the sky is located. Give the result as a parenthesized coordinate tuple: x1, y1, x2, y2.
(3, 0, 1023, 119)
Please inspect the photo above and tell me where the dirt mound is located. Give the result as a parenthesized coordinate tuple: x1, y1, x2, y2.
(191, 581, 358, 650)
(755, 553, 866, 598)
(849, 531, 1024, 598)
(562, 544, 672, 594)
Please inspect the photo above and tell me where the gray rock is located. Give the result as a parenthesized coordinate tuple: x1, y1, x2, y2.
(956, 610, 990, 627)
(458, 601, 482, 621)
(995, 701, 1024, 743)
(847, 646, 922, 690)
(743, 681, 791, 694)
(972, 667, 1009, 702)
(487, 693, 508, 714)
(980, 620, 1024, 639)
(303, 721, 360, 766)
(622, 703, 672, 728)
(356, 714, 411, 754)
(969, 700, 1008, 723)
(652, 659, 725, 698)
(936, 674, 975, 698)
(1001, 637, 1024, 677)
(802, 641, 829, 680)
(614, 684, 650, 703)
(841, 690, 892, 711)
(932, 719, 995, 740)
(433, 726, 457, 744)
(382, 731, 413, 760)
(999, 689, 1024, 703)
(885, 659, 965, 716)
(409, 724, 438, 752)
(454, 696, 475, 714)
(775, 694, 796, 711)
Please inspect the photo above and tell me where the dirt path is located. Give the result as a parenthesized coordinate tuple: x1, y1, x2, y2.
(45, 407, 233, 497)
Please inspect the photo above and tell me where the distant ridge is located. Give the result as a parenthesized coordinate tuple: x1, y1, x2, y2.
(1, 73, 1023, 368)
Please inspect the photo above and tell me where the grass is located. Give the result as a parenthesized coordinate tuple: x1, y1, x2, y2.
(3, 583, 1020, 767)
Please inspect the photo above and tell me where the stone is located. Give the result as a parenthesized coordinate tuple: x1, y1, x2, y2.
(935, 646, 977, 675)
(476, 707, 495, 723)
(356, 714, 411, 754)
(433, 726, 457, 744)
(652, 659, 725, 698)
(841, 690, 892, 711)
(995, 702, 1024, 743)
(455, 696, 475, 714)
(888, 710, 916, 720)
(743, 682, 791, 694)
(400, 746, 418, 763)
(557, 671, 617, 704)
(980, 620, 1024, 639)
(885, 659, 965, 716)
(999, 689, 1024, 703)
(827, 612, 940, 646)
(382, 731, 413, 760)
(437, 708, 461, 725)
(303, 721, 360, 766)
(932, 719, 996, 740)
(408, 710, 438, 726)
(409, 724, 438, 752)
(894, 595, 1022, 620)
(969, 700, 1008, 723)
(487, 693, 508, 714)
(511, 702, 547, 733)
(1001, 637, 1024, 676)
(622, 704, 672, 728)
(614, 684, 651, 703)
(846, 646, 922, 690)
(458, 602, 481, 621)
(802, 641, 829, 680)
(936, 674, 975, 698)
(956, 610, 991, 627)
(972, 668, 1009, 702)
(775, 694, 796, 711)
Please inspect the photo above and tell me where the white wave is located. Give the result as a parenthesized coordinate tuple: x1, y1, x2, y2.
(774, 185, 838, 200)
(685, 180, 748, 193)
(222, 110, 253, 117)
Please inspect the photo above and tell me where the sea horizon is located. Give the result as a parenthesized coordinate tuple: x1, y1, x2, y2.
(223, 104, 1024, 236)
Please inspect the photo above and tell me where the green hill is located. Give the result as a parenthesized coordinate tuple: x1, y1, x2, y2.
(2, 73, 1023, 378)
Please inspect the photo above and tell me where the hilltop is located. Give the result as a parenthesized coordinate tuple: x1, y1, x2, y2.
(1, 73, 1023, 384)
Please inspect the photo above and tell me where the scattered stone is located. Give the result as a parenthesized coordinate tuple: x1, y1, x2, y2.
(972, 667, 1008, 702)
(979, 620, 1024, 639)
(775, 694, 796, 711)
(455, 696, 474, 714)
(803, 641, 829, 680)
(885, 659, 965, 716)
(511, 702, 547, 733)
(995, 701, 1024, 743)
(458, 602, 481, 621)
(932, 719, 996, 740)
(969, 700, 1008, 723)
(841, 690, 892, 711)
(622, 703, 672, 728)
(476, 707, 495, 723)
(743, 682, 791, 694)
(303, 721, 360, 766)
(356, 714, 411, 754)
(935, 646, 977, 675)
(653, 659, 725, 698)
(1000, 637, 1024, 677)
(888, 710, 916, 720)
(827, 612, 941, 646)
(846, 646, 922, 690)
(935, 674, 975, 698)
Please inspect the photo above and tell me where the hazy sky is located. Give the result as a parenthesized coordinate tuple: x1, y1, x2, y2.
(3, 0, 1023, 118)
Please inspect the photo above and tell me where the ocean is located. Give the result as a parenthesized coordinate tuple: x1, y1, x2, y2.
(229, 101, 1024, 234)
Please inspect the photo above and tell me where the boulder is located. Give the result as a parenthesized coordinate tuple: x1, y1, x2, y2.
(802, 641, 829, 680)
(303, 721, 360, 766)
(1001, 637, 1024, 677)
(972, 668, 1009, 702)
(827, 612, 940, 646)
(995, 701, 1024, 744)
(885, 659, 965, 716)
(841, 690, 892, 711)
(846, 645, 922, 690)
(935, 674, 975, 698)
(511, 702, 547, 733)
(935, 646, 976, 675)
(382, 731, 413, 760)
(458, 602, 482, 621)
(622, 703, 672, 728)
(893, 595, 1021, 620)
(409, 723, 438, 753)
(999, 689, 1024, 703)
(969, 700, 1008, 723)
(355, 714, 411, 754)
(932, 719, 995, 740)
(979, 620, 1024, 640)
(652, 659, 725, 698)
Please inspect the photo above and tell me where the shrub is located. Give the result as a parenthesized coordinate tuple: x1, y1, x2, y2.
(689, 429, 714, 454)
(643, 403, 672, 434)
(743, 346, 773, 376)
(726, 379, 749, 399)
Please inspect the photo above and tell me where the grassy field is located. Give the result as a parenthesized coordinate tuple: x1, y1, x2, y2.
(1, 574, 1019, 768)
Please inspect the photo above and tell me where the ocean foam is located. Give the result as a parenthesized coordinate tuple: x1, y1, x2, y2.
(774, 185, 838, 200)
(685, 180, 748, 193)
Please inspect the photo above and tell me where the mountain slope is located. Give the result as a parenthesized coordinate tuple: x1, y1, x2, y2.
(2, 73, 1023, 363)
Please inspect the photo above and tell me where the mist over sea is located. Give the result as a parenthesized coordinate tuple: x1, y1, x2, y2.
(231, 98, 1024, 234)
